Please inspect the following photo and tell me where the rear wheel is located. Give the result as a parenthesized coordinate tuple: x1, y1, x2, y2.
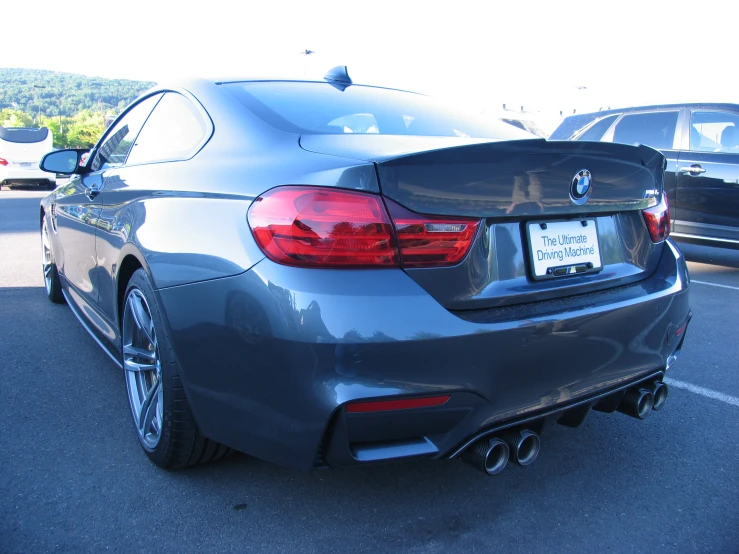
(122, 269, 232, 468)
(41, 217, 64, 303)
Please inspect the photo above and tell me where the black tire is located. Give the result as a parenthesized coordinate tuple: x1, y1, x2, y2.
(122, 269, 232, 468)
(41, 217, 65, 304)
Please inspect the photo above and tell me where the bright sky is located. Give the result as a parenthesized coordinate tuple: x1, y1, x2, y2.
(2, 0, 736, 124)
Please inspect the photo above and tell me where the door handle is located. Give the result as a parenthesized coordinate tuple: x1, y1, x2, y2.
(84, 184, 100, 199)
(678, 165, 706, 175)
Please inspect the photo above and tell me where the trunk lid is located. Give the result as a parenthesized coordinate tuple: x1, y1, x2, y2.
(300, 135, 667, 310)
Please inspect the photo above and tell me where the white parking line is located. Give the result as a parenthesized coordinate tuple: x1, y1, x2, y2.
(691, 280, 739, 291)
(663, 377, 739, 408)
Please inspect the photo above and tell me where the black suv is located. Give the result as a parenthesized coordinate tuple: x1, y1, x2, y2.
(550, 104, 739, 249)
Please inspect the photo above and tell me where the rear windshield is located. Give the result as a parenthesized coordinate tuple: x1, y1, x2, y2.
(222, 81, 531, 139)
(0, 126, 50, 144)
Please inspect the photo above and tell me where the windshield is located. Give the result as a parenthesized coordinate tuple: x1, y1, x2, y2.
(222, 81, 532, 139)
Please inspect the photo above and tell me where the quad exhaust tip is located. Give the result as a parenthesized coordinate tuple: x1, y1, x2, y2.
(462, 430, 541, 475)
(501, 429, 541, 466)
(617, 380, 669, 419)
(462, 379, 668, 476)
(461, 438, 510, 475)
(618, 387, 654, 419)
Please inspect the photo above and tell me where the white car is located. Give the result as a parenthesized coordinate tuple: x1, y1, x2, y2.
(0, 126, 56, 190)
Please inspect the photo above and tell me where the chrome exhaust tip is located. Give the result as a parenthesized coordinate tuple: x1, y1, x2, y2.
(501, 429, 541, 467)
(461, 438, 510, 475)
(617, 387, 654, 419)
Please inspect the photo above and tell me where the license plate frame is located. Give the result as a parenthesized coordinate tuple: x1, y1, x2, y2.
(526, 219, 603, 280)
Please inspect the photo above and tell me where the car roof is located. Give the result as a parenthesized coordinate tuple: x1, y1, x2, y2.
(580, 102, 739, 117)
(151, 75, 421, 96)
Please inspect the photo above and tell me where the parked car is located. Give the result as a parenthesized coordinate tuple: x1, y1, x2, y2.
(482, 109, 550, 138)
(38, 68, 690, 475)
(0, 126, 56, 189)
(550, 103, 739, 250)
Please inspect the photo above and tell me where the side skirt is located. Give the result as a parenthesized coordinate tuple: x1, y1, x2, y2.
(62, 287, 122, 369)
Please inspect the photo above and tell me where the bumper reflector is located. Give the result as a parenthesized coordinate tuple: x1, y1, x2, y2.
(346, 395, 451, 413)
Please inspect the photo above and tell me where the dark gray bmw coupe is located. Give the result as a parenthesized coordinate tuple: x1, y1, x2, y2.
(39, 67, 691, 475)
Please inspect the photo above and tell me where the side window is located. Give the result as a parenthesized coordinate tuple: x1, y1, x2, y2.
(125, 93, 209, 165)
(690, 111, 739, 153)
(90, 94, 162, 172)
(611, 111, 679, 150)
(574, 114, 619, 141)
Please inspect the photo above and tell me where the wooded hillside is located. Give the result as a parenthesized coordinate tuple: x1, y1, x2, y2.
(0, 68, 154, 117)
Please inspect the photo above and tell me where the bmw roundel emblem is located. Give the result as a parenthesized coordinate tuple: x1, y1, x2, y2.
(570, 169, 592, 205)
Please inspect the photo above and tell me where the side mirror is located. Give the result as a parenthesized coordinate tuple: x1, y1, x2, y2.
(40, 150, 81, 174)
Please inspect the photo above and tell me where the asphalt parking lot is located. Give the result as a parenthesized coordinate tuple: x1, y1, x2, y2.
(1, 188, 737, 553)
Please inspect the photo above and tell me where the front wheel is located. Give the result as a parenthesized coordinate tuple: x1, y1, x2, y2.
(41, 217, 64, 303)
(121, 269, 232, 468)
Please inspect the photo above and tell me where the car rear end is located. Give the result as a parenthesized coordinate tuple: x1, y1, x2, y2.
(0, 126, 55, 189)
(159, 81, 691, 473)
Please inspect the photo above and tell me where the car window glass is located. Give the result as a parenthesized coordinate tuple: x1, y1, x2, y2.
(90, 94, 162, 172)
(222, 81, 533, 139)
(611, 111, 678, 150)
(575, 114, 619, 141)
(327, 113, 380, 134)
(690, 111, 739, 153)
(126, 93, 209, 165)
(500, 118, 547, 137)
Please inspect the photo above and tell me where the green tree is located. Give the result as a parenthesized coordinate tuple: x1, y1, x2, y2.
(65, 111, 106, 148)
(36, 114, 72, 148)
(0, 108, 34, 127)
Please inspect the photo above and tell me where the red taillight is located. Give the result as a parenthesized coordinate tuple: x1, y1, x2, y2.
(0, 157, 8, 166)
(386, 199, 480, 268)
(346, 395, 451, 413)
(248, 186, 481, 269)
(643, 194, 670, 243)
(248, 186, 398, 268)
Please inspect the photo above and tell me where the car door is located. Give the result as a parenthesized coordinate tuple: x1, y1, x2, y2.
(603, 109, 682, 215)
(54, 94, 162, 330)
(52, 169, 105, 309)
(674, 109, 739, 244)
(94, 91, 211, 324)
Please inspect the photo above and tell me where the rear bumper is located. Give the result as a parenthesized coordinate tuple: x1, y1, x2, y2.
(157, 240, 690, 470)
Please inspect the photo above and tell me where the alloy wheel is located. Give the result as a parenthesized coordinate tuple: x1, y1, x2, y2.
(122, 288, 164, 450)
